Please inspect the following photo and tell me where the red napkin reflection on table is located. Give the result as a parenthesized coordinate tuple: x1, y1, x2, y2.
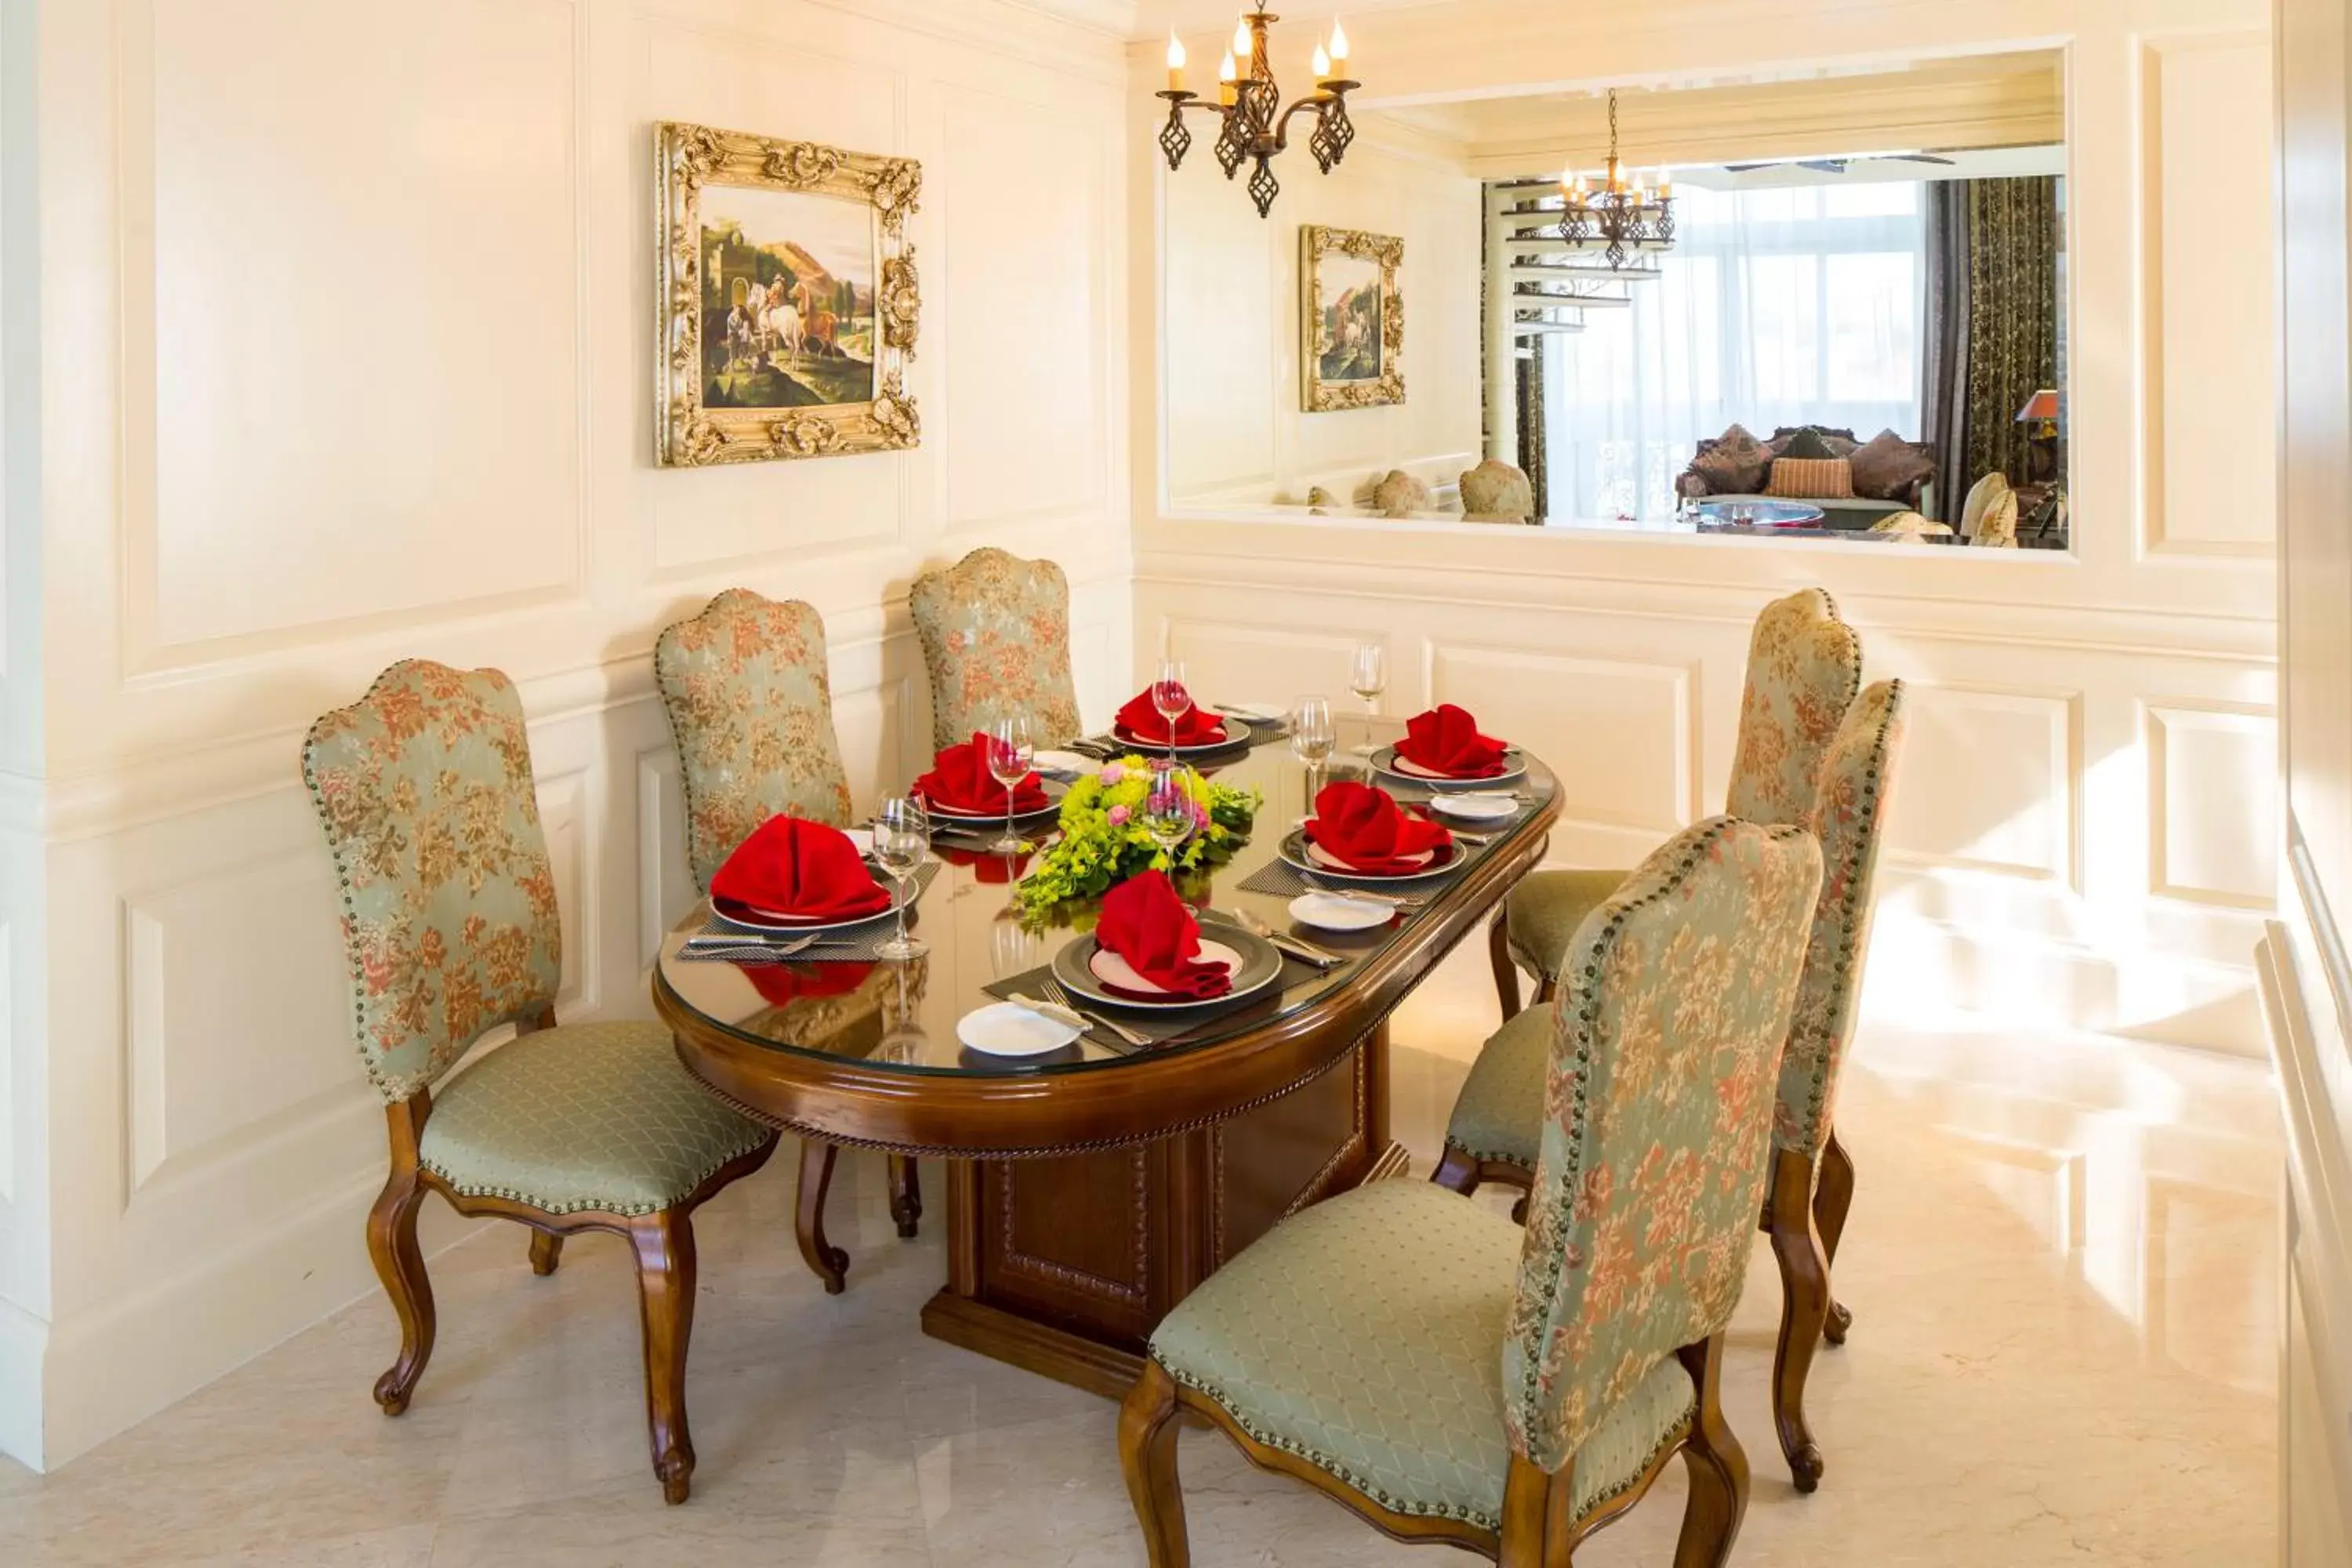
(710, 815, 893, 923)
(740, 960, 875, 1009)
(914, 731, 1049, 815)
(1114, 689, 1227, 746)
(1303, 780, 1454, 874)
(935, 844, 1033, 884)
(1093, 869, 1232, 1000)
(1395, 703, 1509, 779)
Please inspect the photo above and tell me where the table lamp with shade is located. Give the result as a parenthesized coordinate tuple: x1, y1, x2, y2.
(2016, 388, 2062, 482)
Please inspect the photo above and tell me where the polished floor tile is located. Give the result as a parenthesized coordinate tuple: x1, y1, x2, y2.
(0, 942, 2282, 1565)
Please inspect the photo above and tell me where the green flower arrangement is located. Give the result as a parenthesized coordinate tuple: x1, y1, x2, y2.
(1018, 757, 1259, 920)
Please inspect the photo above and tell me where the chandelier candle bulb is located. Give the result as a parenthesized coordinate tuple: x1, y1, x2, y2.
(1329, 16, 1348, 64)
(1218, 49, 1237, 104)
(1312, 40, 1332, 88)
(1232, 16, 1252, 63)
(1167, 31, 1186, 93)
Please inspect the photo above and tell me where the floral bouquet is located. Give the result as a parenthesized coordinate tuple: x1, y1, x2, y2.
(1018, 757, 1259, 921)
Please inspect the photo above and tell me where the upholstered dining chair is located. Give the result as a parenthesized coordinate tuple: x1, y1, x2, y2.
(1438, 681, 1908, 1494)
(1866, 510, 1954, 539)
(909, 546, 1085, 750)
(1957, 470, 2015, 545)
(655, 589, 923, 1291)
(304, 660, 777, 1504)
(1485, 587, 1863, 1022)
(1119, 817, 1824, 1568)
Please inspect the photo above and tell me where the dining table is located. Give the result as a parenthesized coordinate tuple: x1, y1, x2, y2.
(652, 724, 1563, 1398)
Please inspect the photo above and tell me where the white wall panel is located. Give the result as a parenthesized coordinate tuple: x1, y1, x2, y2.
(2150, 702, 2278, 908)
(1886, 684, 2080, 884)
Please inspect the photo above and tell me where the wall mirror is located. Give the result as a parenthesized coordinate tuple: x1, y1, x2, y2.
(1159, 48, 2070, 550)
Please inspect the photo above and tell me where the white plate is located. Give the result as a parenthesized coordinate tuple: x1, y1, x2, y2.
(1305, 837, 1435, 873)
(1217, 702, 1286, 724)
(1032, 750, 1095, 777)
(1087, 938, 1243, 996)
(1288, 893, 1394, 932)
(955, 1002, 1082, 1057)
(1425, 793, 1519, 822)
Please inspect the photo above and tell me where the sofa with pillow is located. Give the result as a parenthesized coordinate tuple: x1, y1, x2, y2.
(1676, 423, 1937, 528)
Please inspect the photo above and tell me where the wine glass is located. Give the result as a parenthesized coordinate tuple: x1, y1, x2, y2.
(1348, 642, 1387, 756)
(1142, 766, 1200, 866)
(985, 713, 1035, 855)
(1151, 657, 1191, 766)
(1290, 695, 1335, 802)
(870, 795, 929, 960)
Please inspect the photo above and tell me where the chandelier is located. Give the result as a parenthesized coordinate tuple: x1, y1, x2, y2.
(1156, 12, 1360, 218)
(1556, 91, 1676, 269)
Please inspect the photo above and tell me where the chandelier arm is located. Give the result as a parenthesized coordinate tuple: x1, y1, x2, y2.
(1269, 95, 1333, 152)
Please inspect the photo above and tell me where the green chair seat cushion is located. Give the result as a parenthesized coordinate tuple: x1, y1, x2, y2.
(1444, 1005, 1548, 1168)
(1149, 1179, 1695, 1531)
(419, 1019, 770, 1216)
(1504, 867, 1630, 981)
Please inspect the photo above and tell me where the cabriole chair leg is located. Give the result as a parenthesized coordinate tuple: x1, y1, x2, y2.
(1119, 1360, 1192, 1568)
(630, 1210, 700, 1505)
(1814, 1128, 1857, 1345)
(1765, 1148, 1830, 1492)
(365, 1168, 435, 1416)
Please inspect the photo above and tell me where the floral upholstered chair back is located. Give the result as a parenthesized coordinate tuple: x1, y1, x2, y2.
(1723, 588, 1863, 828)
(909, 547, 1084, 750)
(655, 590, 855, 892)
(1775, 680, 1907, 1157)
(1501, 816, 1823, 1472)
(301, 661, 563, 1104)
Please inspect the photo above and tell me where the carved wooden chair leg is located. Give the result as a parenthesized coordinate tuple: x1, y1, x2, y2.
(887, 1155, 923, 1240)
(365, 1165, 436, 1416)
(1672, 1336, 1749, 1568)
(793, 1138, 850, 1294)
(1764, 1148, 1829, 1493)
(1489, 910, 1523, 1021)
(1119, 1360, 1192, 1568)
(528, 1230, 564, 1277)
(1813, 1128, 1857, 1345)
(630, 1210, 700, 1505)
(1428, 1145, 1483, 1197)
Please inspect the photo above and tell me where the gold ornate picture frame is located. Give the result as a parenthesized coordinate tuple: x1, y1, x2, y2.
(1300, 226, 1404, 412)
(655, 121, 921, 466)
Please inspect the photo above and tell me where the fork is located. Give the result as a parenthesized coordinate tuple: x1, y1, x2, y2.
(1040, 976, 1152, 1049)
(1223, 906, 1345, 967)
(1303, 880, 1427, 908)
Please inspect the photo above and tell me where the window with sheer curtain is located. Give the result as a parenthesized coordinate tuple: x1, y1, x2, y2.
(1539, 181, 1927, 522)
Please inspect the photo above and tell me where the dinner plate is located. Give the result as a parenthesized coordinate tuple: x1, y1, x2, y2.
(1423, 791, 1521, 823)
(1050, 927, 1283, 1011)
(709, 866, 915, 935)
(1031, 750, 1097, 778)
(1110, 717, 1252, 757)
(955, 1001, 1082, 1057)
(1215, 702, 1287, 724)
(920, 777, 1068, 823)
(1370, 744, 1527, 790)
(1288, 892, 1396, 932)
(1278, 826, 1464, 884)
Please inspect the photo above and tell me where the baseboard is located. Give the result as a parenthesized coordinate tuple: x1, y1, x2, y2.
(34, 1171, 486, 1471)
(0, 1294, 46, 1470)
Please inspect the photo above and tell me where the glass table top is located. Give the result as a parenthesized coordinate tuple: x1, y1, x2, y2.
(655, 735, 1558, 1080)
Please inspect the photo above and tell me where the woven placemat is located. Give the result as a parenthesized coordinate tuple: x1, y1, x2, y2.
(680, 862, 941, 964)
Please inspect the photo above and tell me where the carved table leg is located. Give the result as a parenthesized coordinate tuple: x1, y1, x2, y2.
(528, 1231, 564, 1277)
(794, 1138, 850, 1294)
(365, 1165, 436, 1416)
(630, 1210, 699, 1504)
(1814, 1127, 1857, 1345)
(1765, 1148, 1829, 1493)
(887, 1155, 923, 1240)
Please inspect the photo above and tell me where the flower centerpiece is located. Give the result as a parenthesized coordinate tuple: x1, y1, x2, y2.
(1018, 757, 1259, 920)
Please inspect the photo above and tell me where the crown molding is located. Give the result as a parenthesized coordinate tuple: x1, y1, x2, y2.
(1000, 0, 1143, 37)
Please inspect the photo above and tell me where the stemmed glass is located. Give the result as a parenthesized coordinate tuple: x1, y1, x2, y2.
(1151, 657, 1191, 768)
(1348, 642, 1387, 756)
(985, 713, 1035, 855)
(870, 795, 929, 960)
(1142, 766, 1200, 866)
(1290, 695, 1335, 804)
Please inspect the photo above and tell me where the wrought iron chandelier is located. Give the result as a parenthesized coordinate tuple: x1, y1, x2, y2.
(1156, 12, 1360, 218)
(1557, 91, 1676, 268)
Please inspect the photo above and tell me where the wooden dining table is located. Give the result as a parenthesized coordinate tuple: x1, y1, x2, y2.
(653, 731, 1562, 1397)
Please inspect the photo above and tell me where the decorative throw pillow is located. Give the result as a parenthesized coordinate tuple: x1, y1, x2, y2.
(1848, 429, 1938, 501)
(1780, 427, 1841, 461)
(1765, 456, 1855, 499)
(1690, 423, 1771, 494)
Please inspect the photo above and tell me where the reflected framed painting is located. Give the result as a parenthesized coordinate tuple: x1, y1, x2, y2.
(655, 122, 922, 466)
(1299, 226, 1403, 412)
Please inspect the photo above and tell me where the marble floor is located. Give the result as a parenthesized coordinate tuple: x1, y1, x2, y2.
(0, 944, 2284, 1566)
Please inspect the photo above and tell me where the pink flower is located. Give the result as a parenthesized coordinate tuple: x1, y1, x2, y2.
(1106, 804, 1131, 826)
(1099, 764, 1127, 786)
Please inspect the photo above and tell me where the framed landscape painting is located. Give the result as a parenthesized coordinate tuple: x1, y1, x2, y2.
(1300, 226, 1404, 412)
(655, 122, 922, 466)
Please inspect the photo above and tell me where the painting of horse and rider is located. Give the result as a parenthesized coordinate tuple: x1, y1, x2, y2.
(700, 183, 878, 410)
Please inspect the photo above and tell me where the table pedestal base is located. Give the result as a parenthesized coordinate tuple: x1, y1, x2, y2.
(920, 1030, 1402, 1398)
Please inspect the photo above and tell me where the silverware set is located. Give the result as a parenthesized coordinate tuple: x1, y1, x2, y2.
(678, 931, 852, 962)
(1210, 906, 1346, 968)
(1038, 975, 1152, 1050)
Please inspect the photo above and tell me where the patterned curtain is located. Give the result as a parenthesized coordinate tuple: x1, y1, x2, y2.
(1918, 183, 1971, 521)
(1962, 177, 2060, 490)
(1515, 341, 1548, 521)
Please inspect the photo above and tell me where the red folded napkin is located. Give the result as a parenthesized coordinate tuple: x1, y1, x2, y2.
(914, 731, 1049, 815)
(1396, 703, 1508, 779)
(1093, 869, 1232, 1000)
(740, 959, 875, 1009)
(1303, 780, 1454, 874)
(710, 815, 892, 923)
(1114, 689, 1227, 746)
